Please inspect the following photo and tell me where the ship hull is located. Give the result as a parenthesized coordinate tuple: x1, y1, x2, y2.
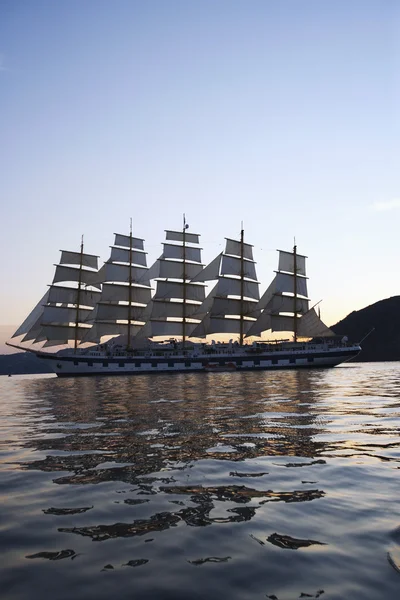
(37, 345, 361, 377)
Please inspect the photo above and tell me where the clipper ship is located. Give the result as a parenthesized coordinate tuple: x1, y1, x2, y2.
(7, 221, 361, 376)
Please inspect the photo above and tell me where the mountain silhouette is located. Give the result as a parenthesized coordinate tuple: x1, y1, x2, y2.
(332, 296, 400, 362)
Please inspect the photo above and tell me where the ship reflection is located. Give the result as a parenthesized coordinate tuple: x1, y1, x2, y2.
(19, 370, 331, 539)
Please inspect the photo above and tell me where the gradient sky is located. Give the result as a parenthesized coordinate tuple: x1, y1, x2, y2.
(1, 0, 399, 336)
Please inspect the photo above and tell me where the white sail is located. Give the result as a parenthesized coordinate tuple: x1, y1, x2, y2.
(165, 230, 200, 244)
(267, 311, 334, 336)
(250, 277, 309, 314)
(138, 251, 204, 282)
(141, 257, 162, 282)
(131, 322, 152, 345)
(245, 311, 272, 337)
(136, 226, 205, 342)
(100, 283, 151, 304)
(12, 242, 101, 347)
(144, 320, 198, 338)
(162, 243, 202, 263)
(85, 230, 152, 346)
(255, 279, 276, 311)
(21, 321, 44, 342)
(209, 297, 260, 318)
(220, 255, 257, 280)
(270, 295, 309, 314)
(158, 259, 203, 280)
(191, 253, 222, 283)
(247, 312, 314, 338)
(103, 262, 149, 286)
(154, 280, 205, 302)
(245, 246, 332, 339)
(109, 246, 147, 266)
(149, 301, 201, 319)
(225, 238, 254, 261)
(52, 265, 102, 288)
(47, 285, 101, 307)
(114, 233, 144, 250)
(216, 276, 260, 300)
(11, 290, 49, 339)
(42, 305, 93, 324)
(278, 250, 306, 276)
(191, 315, 255, 337)
(297, 307, 335, 337)
(60, 251, 99, 270)
(80, 322, 143, 343)
(189, 231, 259, 339)
(35, 324, 91, 344)
(191, 283, 218, 319)
(42, 339, 68, 348)
(269, 315, 296, 332)
(94, 303, 148, 321)
(274, 272, 308, 297)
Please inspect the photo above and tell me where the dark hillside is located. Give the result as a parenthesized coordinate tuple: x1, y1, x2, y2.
(332, 296, 400, 362)
(0, 352, 52, 375)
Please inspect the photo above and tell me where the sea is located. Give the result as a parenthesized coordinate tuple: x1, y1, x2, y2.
(0, 363, 399, 600)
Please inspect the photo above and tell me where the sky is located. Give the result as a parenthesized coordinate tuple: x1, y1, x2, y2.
(1, 0, 399, 347)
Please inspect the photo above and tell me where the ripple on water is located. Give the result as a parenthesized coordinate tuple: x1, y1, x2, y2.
(0, 364, 400, 600)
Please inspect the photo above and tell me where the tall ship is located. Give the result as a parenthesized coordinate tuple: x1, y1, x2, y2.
(7, 221, 361, 376)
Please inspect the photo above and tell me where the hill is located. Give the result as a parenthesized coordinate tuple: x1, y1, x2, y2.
(0, 352, 52, 375)
(332, 295, 400, 362)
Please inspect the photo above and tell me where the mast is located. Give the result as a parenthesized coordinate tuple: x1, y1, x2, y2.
(190, 235, 260, 339)
(74, 235, 84, 352)
(11, 246, 100, 348)
(293, 241, 298, 342)
(239, 225, 245, 345)
(133, 227, 204, 344)
(82, 232, 151, 345)
(182, 214, 187, 350)
(127, 218, 133, 350)
(245, 246, 334, 340)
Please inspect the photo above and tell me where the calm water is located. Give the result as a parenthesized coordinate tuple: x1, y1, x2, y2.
(0, 363, 400, 600)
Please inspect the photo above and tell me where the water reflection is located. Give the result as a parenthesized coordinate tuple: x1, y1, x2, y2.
(26, 549, 77, 561)
(2, 365, 400, 600)
(16, 371, 330, 525)
(266, 532, 326, 549)
(21, 370, 328, 476)
(12, 366, 400, 459)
